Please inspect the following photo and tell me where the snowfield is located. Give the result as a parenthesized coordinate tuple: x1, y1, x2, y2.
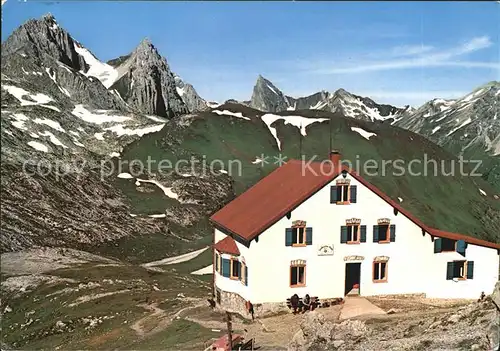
(350, 127, 377, 140)
(73, 42, 118, 89)
(261, 114, 328, 150)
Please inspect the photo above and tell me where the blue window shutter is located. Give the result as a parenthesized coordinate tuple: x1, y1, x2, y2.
(434, 238, 442, 253)
(330, 186, 338, 203)
(237, 261, 241, 278)
(215, 253, 219, 272)
(446, 262, 454, 280)
(340, 226, 348, 243)
(456, 240, 466, 256)
(306, 227, 313, 245)
(222, 258, 230, 278)
(373, 225, 379, 242)
(360, 225, 367, 242)
(245, 265, 248, 286)
(466, 261, 474, 279)
(350, 185, 357, 203)
(285, 228, 293, 246)
(390, 225, 396, 242)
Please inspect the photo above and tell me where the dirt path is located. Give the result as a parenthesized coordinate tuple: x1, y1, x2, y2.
(129, 299, 208, 338)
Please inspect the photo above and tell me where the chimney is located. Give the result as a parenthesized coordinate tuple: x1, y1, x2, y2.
(329, 150, 342, 168)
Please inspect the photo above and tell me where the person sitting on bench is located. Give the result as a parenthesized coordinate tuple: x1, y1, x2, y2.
(302, 294, 312, 312)
(290, 294, 300, 314)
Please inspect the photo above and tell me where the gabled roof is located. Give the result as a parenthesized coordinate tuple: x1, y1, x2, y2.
(210, 160, 500, 250)
(213, 236, 240, 256)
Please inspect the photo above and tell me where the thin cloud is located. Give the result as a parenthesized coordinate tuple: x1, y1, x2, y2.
(309, 36, 498, 74)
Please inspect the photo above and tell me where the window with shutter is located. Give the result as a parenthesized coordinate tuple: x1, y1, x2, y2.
(389, 225, 396, 242)
(456, 240, 466, 256)
(350, 185, 357, 203)
(340, 226, 348, 243)
(222, 258, 231, 278)
(434, 238, 442, 253)
(373, 261, 388, 283)
(287, 223, 313, 247)
(373, 225, 379, 243)
(215, 253, 220, 273)
(446, 260, 471, 280)
(305, 227, 313, 245)
(332, 182, 353, 205)
(230, 258, 241, 280)
(360, 225, 367, 243)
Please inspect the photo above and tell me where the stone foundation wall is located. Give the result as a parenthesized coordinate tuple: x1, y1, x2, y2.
(215, 288, 290, 318)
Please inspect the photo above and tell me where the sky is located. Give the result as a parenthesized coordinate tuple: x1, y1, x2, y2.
(2, 1, 500, 107)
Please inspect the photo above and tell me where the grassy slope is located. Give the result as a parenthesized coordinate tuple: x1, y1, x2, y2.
(120, 104, 500, 243)
(1, 260, 215, 350)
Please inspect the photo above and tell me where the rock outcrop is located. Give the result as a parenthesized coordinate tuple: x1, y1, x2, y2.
(108, 39, 189, 118)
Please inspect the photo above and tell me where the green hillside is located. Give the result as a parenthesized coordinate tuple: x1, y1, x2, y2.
(119, 103, 500, 244)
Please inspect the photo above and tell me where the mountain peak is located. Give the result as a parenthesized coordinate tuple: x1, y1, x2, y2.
(42, 13, 56, 22)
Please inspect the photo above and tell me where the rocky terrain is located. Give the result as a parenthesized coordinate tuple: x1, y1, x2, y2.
(249, 75, 411, 122)
(0, 14, 234, 256)
(395, 82, 500, 191)
(289, 282, 500, 351)
(246, 75, 500, 192)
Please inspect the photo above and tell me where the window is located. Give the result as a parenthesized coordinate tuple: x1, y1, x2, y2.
(373, 224, 396, 243)
(347, 224, 360, 243)
(378, 225, 389, 242)
(290, 264, 306, 287)
(330, 184, 357, 204)
(215, 252, 221, 273)
(373, 261, 388, 283)
(285, 226, 313, 247)
(441, 238, 456, 252)
(341, 222, 366, 244)
(434, 238, 466, 255)
(292, 226, 306, 246)
(447, 261, 474, 280)
(230, 258, 241, 280)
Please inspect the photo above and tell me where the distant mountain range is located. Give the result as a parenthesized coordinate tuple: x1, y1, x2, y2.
(1, 13, 499, 255)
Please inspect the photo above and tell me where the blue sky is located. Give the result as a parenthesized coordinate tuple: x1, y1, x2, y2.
(2, 1, 499, 107)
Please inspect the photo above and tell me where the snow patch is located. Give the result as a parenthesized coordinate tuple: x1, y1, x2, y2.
(252, 157, 263, 164)
(191, 264, 213, 275)
(447, 117, 472, 136)
(431, 126, 441, 135)
(479, 188, 487, 196)
(11, 113, 29, 131)
(71, 105, 131, 124)
(148, 214, 166, 218)
(41, 105, 61, 112)
(2, 85, 54, 106)
(103, 124, 165, 137)
(142, 247, 208, 267)
(27, 141, 49, 153)
(45, 68, 71, 97)
(136, 178, 179, 199)
(94, 132, 105, 141)
(72, 139, 85, 147)
(117, 173, 134, 179)
(39, 131, 67, 148)
(212, 110, 250, 120)
(398, 197, 403, 202)
(73, 42, 118, 88)
(145, 115, 168, 123)
(109, 152, 120, 158)
(261, 114, 328, 150)
(33, 118, 65, 133)
(267, 84, 278, 95)
(176, 87, 184, 97)
(350, 127, 377, 140)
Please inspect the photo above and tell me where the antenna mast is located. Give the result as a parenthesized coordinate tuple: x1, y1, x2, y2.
(299, 122, 303, 159)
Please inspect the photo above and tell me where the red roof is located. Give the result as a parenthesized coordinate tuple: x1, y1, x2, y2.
(210, 160, 500, 250)
(213, 236, 240, 255)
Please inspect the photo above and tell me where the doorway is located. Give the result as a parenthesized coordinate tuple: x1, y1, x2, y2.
(345, 263, 361, 296)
